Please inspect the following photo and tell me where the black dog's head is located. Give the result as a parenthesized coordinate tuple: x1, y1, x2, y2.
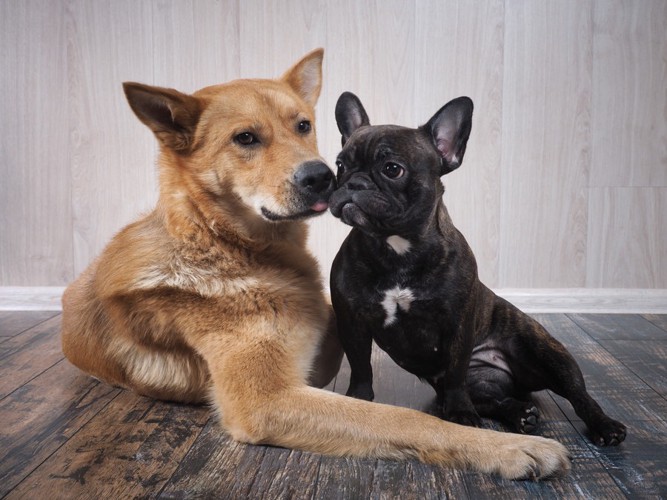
(329, 92, 473, 238)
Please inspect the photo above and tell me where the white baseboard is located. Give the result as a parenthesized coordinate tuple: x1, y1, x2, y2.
(0, 287, 66, 311)
(494, 288, 667, 314)
(0, 286, 665, 314)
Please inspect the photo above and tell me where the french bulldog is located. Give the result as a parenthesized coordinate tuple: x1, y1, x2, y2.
(328, 91, 626, 446)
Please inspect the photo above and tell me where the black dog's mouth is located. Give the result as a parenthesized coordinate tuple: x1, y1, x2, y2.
(329, 189, 357, 219)
(329, 188, 398, 230)
(336, 201, 369, 228)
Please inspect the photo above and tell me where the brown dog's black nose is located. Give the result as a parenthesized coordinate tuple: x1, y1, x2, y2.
(294, 161, 335, 194)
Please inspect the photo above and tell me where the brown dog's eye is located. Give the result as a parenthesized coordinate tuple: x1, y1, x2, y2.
(235, 132, 259, 146)
(382, 162, 405, 179)
(297, 120, 311, 134)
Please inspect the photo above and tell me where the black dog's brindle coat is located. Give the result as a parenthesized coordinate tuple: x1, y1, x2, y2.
(329, 92, 626, 446)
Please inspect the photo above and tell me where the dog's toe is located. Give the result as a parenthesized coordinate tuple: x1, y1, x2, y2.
(517, 405, 540, 434)
(590, 417, 627, 446)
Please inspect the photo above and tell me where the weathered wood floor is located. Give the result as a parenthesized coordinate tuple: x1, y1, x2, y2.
(1, 311, 666, 499)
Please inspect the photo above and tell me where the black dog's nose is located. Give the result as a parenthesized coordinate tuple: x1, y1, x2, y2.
(345, 173, 375, 191)
(294, 161, 335, 194)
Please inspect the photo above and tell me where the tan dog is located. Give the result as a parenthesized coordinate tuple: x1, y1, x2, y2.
(61, 49, 570, 480)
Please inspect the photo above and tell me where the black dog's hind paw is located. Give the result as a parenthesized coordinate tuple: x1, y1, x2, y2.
(517, 405, 540, 434)
(590, 417, 627, 446)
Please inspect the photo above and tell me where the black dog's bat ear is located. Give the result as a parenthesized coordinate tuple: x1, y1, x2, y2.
(422, 96, 473, 175)
(335, 92, 370, 147)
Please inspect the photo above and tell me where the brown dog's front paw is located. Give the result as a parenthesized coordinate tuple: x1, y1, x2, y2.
(483, 434, 571, 481)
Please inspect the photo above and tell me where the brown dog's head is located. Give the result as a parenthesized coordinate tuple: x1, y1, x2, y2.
(123, 49, 334, 226)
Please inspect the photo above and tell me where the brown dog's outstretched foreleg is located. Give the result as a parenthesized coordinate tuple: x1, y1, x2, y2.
(306, 307, 344, 388)
(193, 323, 570, 481)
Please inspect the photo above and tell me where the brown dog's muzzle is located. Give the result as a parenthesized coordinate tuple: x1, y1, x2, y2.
(294, 161, 336, 198)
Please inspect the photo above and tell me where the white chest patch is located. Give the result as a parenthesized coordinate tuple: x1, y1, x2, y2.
(381, 286, 414, 326)
(386, 235, 411, 255)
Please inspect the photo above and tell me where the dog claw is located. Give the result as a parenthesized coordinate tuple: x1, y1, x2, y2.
(516, 405, 540, 434)
(590, 417, 627, 446)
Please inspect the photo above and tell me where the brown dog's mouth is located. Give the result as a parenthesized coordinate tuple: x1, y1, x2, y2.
(261, 201, 328, 222)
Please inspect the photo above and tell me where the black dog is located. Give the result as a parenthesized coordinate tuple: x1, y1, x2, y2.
(329, 92, 626, 446)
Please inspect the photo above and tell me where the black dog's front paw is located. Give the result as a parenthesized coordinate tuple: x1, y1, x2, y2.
(590, 417, 627, 446)
(346, 383, 374, 401)
(444, 408, 483, 428)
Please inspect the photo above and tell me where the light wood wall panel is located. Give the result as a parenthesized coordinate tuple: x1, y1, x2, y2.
(0, 0, 72, 285)
(587, 188, 667, 287)
(415, 0, 505, 287)
(152, 0, 241, 93)
(68, 0, 157, 275)
(499, 0, 592, 287)
(1, 0, 666, 290)
(591, 0, 667, 188)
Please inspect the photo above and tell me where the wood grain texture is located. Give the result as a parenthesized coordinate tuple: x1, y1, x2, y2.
(568, 313, 667, 341)
(591, 0, 667, 188)
(7, 391, 211, 499)
(67, 0, 157, 276)
(0, 315, 64, 398)
(644, 313, 667, 331)
(600, 340, 667, 397)
(4, 312, 667, 497)
(586, 187, 667, 287)
(0, 0, 73, 286)
(0, 311, 58, 338)
(499, 0, 592, 287)
(0, 362, 120, 497)
(414, 0, 505, 287)
(570, 419, 667, 498)
(1, 0, 666, 290)
(152, 0, 241, 92)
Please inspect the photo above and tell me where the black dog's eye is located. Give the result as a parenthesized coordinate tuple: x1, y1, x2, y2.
(297, 120, 311, 134)
(382, 162, 405, 179)
(335, 160, 345, 174)
(235, 132, 259, 146)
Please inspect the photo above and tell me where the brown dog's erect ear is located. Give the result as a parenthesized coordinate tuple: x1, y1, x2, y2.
(123, 82, 202, 154)
(335, 92, 370, 147)
(281, 48, 324, 107)
(422, 97, 473, 175)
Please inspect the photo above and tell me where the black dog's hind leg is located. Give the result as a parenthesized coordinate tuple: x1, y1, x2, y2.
(467, 366, 540, 434)
(495, 298, 627, 446)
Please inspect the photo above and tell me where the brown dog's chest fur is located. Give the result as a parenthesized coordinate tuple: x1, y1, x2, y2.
(63, 196, 329, 404)
(109, 199, 326, 340)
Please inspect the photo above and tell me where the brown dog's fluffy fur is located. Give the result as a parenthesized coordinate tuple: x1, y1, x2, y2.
(61, 49, 570, 480)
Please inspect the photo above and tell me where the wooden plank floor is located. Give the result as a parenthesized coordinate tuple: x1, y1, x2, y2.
(1, 312, 666, 499)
